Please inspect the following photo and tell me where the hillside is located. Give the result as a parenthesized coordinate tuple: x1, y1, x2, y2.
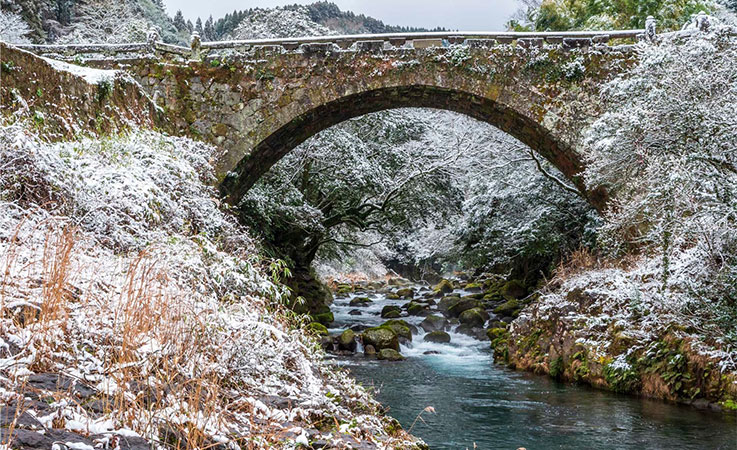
(216, 2, 444, 41)
(0, 44, 425, 449)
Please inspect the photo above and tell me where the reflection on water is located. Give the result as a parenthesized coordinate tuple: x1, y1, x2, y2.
(328, 289, 737, 450)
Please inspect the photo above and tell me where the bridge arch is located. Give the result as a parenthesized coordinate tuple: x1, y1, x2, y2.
(219, 84, 606, 211)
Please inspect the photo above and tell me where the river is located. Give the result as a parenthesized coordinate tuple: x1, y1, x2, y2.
(327, 287, 737, 449)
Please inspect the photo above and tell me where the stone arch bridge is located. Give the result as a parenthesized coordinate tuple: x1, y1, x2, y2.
(14, 26, 692, 211)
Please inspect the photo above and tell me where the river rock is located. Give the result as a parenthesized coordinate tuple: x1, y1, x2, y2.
(448, 297, 483, 317)
(382, 319, 415, 341)
(420, 315, 447, 332)
(459, 307, 490, 328)
(424, 331, 451, 343)
(494, 299, 521, 317)
(437, 295, 461, 313)
(348, 309, 363, 316)
(362, 327, 399, 351)
(463, 282, 483, 292)
(381, 305, 402, 318)
(338, 329, 356, 352)
(349, 297, 372, 307)
(311, 311, 334, 325)
(407, 302, 430, 316)
(433, 279, 454, 294)
(396, 288, 415, 299)
(488, 320, 508, 330)
(502, 280, 528, 299)
(364, 345, 376, 356)
(377, 348, 405, 361)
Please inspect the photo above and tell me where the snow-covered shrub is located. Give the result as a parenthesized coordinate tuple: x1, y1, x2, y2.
(583, 24, 737, 342)
(55, 0, 151, 44)
(0, 10, 32, 44)
(229, 6, 335, 40)
(1, 124, 249, 252)
(0, 119, 419, 447)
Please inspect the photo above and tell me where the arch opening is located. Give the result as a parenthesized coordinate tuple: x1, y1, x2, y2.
(219, 85, 606, 211)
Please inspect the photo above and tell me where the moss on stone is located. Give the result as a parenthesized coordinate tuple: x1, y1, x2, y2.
(307, 322, 328, 336)
(494, 298, 521, 317)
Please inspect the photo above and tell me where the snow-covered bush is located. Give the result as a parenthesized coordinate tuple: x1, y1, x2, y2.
(55, 0, 150, 44)
(0, 119, 419, 447)
(229, 6, 334, 40)
(583, 24, 737, 342)
(0, 10, 32, 44)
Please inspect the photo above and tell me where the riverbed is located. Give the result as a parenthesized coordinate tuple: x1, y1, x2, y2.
(327, 288, 737, 449)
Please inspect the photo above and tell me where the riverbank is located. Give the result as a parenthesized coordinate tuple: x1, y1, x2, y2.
(494, 259, 737, 412)
(318, 270, 737, 413)
(0, 121, 425, 449)
(317, 276, 737, 448)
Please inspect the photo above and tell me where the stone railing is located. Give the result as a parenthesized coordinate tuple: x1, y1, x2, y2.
(15, 29, 648, 62)
(13, 12, 727, 62)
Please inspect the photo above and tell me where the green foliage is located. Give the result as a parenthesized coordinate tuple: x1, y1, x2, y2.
(549, 356, 565, 379)
(639, 340, 693, 396)
(520, 0, 715, 32)
(1, 60, 15, 74)
(603, 360, 641, 393)
(96, 79, 112, 104)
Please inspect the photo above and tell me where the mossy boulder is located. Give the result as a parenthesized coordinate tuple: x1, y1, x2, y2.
(464, 282, 483, 292)
(381, 305, 402, 318)
(437, 295, 461, 312)
(285, 267, 333, 315)
(407, 302, 429, 316)
(502, 280, 527, 300)
(459, 307, 490, 328)
(493, 299, 521, 317)
(336, 284, 353, 295)
(364, 344, 376, 356)
(396, 288, 415, 299)
(447, 297, 483, 317)
(420, 314, 447, 332)
(488, 320, 508, 330)
(377, 348, 405, 361)
(338, 329, 356, 351)
(382, 319, 415, 341)
(349, 296, 373, 307)
(362, 326, 399, 351)
(311, 311, 334, 325)
(433, 279, 454, 294)
(386, 292, 401, 300)
(308, 322, 329, 336)
(424, 331, 451, 343)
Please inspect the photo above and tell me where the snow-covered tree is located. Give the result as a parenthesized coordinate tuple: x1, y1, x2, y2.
(55, 0, 150, 44)
(0, 10, 32, 44)
(583, 22, 737, 340)
(203, 15, 214, 40)
(173, 10, 187, 32)
(228, 6, 334, 39)
(515, 0, 717, 31)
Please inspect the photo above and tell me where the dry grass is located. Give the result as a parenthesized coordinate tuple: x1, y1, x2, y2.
(550, 246, 641, 285)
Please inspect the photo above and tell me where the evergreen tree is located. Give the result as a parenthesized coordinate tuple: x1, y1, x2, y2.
(173, 10, 186, 32)
(204, 15, 214, 40)
(186, 19, 193, 33)
(55, 0, 74, 25)
(195, 17, 203, 35)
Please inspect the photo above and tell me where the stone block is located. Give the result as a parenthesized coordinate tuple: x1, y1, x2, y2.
(412, 39, 443, 49)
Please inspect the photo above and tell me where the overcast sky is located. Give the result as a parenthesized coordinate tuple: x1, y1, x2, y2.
(163, 1, 520, 31)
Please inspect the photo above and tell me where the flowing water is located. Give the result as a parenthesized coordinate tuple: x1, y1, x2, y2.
(327, 287, 737, 450)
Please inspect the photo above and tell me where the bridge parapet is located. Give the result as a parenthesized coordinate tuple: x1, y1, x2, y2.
(16, 29, 651, 62)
